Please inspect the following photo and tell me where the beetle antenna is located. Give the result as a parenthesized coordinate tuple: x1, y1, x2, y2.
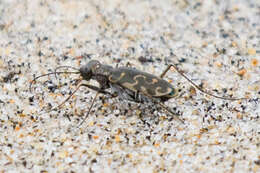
(29, 71, 80, 92)
(55, 66, 79, 72)
(167, 64, 248, 101)
(77, 92, 99, 127)
(54, 66, 79, 79)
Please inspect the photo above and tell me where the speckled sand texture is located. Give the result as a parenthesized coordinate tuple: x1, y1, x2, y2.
(0, 0, 260, 172)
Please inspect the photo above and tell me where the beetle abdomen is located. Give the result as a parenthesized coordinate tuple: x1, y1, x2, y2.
(109, 67, 178, 98)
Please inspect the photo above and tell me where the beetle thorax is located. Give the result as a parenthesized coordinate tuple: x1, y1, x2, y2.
(94, 64, 113, 76)
(80, 60, 113, 81)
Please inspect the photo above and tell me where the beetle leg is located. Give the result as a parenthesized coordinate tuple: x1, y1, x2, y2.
(77, 92, 100, 127)
(161, 64, 248, 100)
(80, 84, 114, 96)
(126, 62, 132, 67)
(76, 84, 120, 127)
(160, 64, 172, 78)
(155, 101, 184, 123)
(47, 83, 114, 113)
(139, 92, 184, 123)
(110, 83, 136, 102)
(46, 83, 83, 114)
(134, 91, 139, 101)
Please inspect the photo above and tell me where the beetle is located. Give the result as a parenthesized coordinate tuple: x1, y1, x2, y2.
(30, 60, 248, 126)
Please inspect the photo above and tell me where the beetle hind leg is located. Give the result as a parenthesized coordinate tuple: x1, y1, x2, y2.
(160, 64, 173, 78)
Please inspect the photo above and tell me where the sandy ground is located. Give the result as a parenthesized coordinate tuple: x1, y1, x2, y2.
(0, 0, 259, 172)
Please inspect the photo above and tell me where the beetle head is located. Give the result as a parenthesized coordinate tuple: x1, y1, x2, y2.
(80, 60, 112, 80)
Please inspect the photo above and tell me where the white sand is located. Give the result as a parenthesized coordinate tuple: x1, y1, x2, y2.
(0, 0, 259, 172)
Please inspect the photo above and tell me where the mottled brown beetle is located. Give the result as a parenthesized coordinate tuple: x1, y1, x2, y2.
(30, 60, 248, 126)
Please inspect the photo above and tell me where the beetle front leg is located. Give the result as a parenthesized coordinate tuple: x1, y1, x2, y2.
(48, 83, 114, 112)
(80, 84, 115, 97)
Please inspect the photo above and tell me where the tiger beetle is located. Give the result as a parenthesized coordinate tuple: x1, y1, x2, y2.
(30, 60, 248, 126)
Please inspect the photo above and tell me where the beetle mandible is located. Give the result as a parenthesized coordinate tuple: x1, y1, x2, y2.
(30, 60, 248, 126)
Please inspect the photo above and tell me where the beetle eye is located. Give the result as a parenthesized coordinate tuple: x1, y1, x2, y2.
(95, 63, 101, 69)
